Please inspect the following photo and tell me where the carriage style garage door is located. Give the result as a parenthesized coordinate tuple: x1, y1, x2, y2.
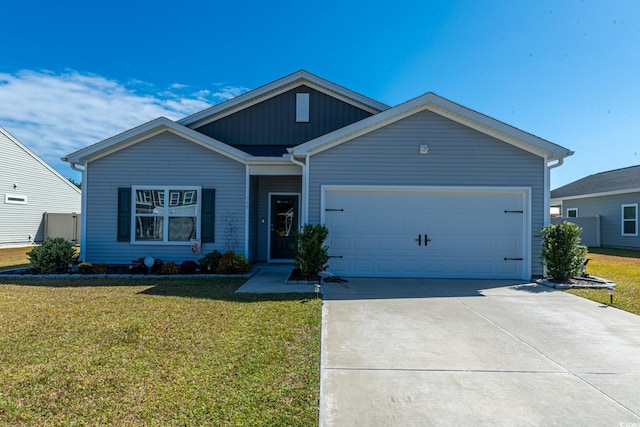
(322, 186, 530, 279)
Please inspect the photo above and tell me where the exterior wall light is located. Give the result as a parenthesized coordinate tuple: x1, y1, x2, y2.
(420, 145, 429, 154)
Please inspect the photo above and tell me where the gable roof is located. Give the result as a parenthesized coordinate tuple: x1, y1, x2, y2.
(0, 126, 81, 194)
(63, 117, 250, 165)
(551, 165, 640, 199)
(289, 92, 573, 161)
(178, 70, 390, 129)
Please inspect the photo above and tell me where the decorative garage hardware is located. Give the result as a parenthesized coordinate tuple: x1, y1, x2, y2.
(415, 234, 432, 246)
(325, 208, 344, 212)
(329, 255, 344, 259)
(504, 257, 524, 261)
(504, 210, 524, 213)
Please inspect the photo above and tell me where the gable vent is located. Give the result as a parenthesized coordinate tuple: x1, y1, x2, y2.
(296, 93, 309, 123)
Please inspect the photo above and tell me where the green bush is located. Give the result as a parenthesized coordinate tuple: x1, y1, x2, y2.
(216, 250, 251, 274)
(78, 262, 94, 274)
(198, 250, 223, 273)
(27, 238, 76, 273)
(293, 224, 329, 280)
(541, 221, 587, 282)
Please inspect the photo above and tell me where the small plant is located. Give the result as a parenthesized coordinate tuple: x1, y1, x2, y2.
(161, 261, 180, 275)
(78, 262, 94, 274)
(216, 250, 251, 274)
(180, 260, 198, 274)
(27, 237, 76, 273)
(198, 250, 223, 273)
(541, 221, 588, 282)
(130, 258, 163, 274)
(293, 224, 329, 280)
(94, 263, 108, 274)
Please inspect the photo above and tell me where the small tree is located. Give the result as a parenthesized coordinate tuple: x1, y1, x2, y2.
(293, 224, 329, 280)
(540, 221, 587, 282)
(27, 237, 76, 273)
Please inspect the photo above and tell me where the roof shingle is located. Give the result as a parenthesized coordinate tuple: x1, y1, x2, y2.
(551, 165, 640, 198)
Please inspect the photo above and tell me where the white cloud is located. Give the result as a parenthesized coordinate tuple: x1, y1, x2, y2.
(0, 70, 248, 180)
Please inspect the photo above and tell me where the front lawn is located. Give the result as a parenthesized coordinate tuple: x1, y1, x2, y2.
(567, 247, 640, 315)
(0, 278, 321, 426)
(0, 246, 31, 271)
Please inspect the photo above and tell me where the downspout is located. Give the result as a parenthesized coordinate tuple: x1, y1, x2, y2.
(543, 156, 567, 278)
(69, 161, 87, 261)
(289, 151, 308, 224)
(245, 165, 250, 259)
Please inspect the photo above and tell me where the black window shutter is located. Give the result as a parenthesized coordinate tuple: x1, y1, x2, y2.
(201, 189, 215, 243)
(117, 188, 131, 242)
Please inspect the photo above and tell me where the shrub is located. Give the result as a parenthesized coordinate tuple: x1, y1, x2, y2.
(78, 262, 94, 274)
(180, 260, 198, 274)
(160, 261, 180, 275)
(27, 238, 76, 273)
(293, 224, 329, 280)
(216, 250, 251, 274)
(541, 221, 587, 282)
(94, 263, 108, 274)
(130, 258, 163, 274)
(198, 250, 223, 273)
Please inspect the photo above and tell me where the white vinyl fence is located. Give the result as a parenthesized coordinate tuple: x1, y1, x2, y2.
(43, 212, 81, 244)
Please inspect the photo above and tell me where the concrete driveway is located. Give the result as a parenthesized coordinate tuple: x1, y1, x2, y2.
(319, 279, 640, 426)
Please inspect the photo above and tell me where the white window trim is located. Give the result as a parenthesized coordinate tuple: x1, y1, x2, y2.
(131, 186, 201, 244)
(566, 208, 578, 218)
(4, 193, 27, 205)
(621, 203, 638, 236)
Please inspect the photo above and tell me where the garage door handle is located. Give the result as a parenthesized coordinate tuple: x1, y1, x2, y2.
(415, 234, 422, 246)
(424, 234, 432, 246)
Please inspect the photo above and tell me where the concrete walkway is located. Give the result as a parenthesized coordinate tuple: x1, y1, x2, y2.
(235, 263, 319, 294)
(320, 278, 640, 426)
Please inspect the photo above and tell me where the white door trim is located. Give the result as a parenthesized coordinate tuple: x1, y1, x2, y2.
(321, 185, 532, 280)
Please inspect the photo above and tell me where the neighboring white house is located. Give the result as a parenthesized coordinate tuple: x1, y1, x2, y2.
(0, 126, 82, 247)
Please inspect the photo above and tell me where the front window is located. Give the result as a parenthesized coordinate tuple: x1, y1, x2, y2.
(622, 204, 638, 236)
(133, 186, 200, 243)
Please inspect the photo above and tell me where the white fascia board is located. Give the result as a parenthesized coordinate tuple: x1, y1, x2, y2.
(551, 188, 640, 203)
(65, 117, 249, 165)
(178, 70, 389, 128)
(291, 92, 573, 160)
(0, 126, 82, 194)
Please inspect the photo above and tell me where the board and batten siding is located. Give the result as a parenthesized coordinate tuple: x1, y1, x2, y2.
(558, 192, 640, 249)
(307, 109, 546, 276)
(83, 131, 246, 264)
(195, 85, 373, 150)
(0, 128, 81, 246)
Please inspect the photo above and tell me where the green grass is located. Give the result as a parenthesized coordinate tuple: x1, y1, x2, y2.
(567, 247, 640, 315)
(0, 278, 321, 426)
(0, 246, 31, 271)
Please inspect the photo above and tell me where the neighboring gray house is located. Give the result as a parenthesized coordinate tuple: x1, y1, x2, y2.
(64, 70, 572, 279)
(1, 126, 82, 247)
(551, 165, 640, 250)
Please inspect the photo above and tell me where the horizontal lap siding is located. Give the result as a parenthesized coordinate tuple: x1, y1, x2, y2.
(560, 193, 640, 249)
(0, 131, 81, 245)
(84, 132, 246, 264)
(308, 110, 546, 276)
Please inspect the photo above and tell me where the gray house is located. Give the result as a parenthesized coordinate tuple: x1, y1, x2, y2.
(551, 165, 640, 250)
(64, 70, 572, 279)
(1, 126, 82, 247)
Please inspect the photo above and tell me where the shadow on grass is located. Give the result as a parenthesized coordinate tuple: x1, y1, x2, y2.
(0, 277, 316, 302)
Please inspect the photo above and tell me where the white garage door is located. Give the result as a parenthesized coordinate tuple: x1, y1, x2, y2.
(323, 186, 529, 279)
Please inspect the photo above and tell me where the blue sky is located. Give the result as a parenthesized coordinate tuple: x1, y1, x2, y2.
(1, 0, 638, 189)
